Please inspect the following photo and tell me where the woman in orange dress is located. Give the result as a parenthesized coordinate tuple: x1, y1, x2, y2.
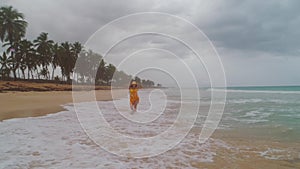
(129, 81, 139, 111)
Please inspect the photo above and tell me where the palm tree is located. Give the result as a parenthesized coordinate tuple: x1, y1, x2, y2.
(17, 39, 35, 79)
(96, 59, 106, 84)
(104, 64, 116, 85)
(0, 6, 27, 44)
(0, 6, 27, 79)
(134, 76, 141, 84)
(58, 42, 76, 82)
(0, 52, 13, 79)
(50, 43, 60, 80)
(40, 67, 48, 79)
(34, 32, 54, 79)
(112, 70, 132, 87)
(90, 52, 102, 83)
(28, 53, 38, 79)
(72, 42, 82, 56)
(71, 42, 82, 82)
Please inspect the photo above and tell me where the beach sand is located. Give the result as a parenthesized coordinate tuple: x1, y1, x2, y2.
(0, 90, 127, 121)
(197, 129, 300, 169)
(1, 87, 300, 168)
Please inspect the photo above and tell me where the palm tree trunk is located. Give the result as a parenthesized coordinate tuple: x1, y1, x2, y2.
(12, 69, 17, 80)
(21, 69, 25, 79)
(51, 65, 55, 80)
(27, 68, 30, 79)
(45, 66, 49, 80)
(30, 70, 34, 79)
(36, 69, 40, 79)
(0, 65, 4, 79)
(67, 73, 71, 83)
(17, 69, 20, 79)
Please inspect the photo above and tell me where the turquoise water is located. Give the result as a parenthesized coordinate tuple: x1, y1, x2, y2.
(221, 86, 300, 141)
(227, 85, 300, 91)
(166, 86, 300, 141)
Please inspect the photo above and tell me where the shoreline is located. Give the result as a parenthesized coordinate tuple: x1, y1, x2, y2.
(0, 80, 165, 92)
(0, 89, 300, 169)
(0, 89, 127, 121)
(189, 128, 300, 169)
(1, 107, 299, 168)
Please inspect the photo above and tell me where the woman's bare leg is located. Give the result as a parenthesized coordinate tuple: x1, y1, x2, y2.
(133, 101, 138, 111)
(130, 103, 134, 110)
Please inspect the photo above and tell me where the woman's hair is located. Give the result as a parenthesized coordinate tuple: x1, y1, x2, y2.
(129, 80, 137, 89)
(129, 84, 137, 89)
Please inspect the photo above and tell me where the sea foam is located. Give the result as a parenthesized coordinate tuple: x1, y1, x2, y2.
(0, 90, 228, 168)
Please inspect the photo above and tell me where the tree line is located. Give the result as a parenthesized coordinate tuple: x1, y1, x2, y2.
(0, 6, 158, 87)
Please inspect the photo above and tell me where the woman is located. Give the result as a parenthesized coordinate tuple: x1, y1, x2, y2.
(129, 81, 139, 111)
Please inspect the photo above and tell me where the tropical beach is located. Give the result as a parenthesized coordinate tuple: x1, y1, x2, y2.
(1, 0, 300, 169)
(1, 87, 300, 168)
(0, 88, 127, 121)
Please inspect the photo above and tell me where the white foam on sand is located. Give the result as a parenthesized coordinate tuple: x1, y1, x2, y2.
(0, 91, 230, 168)
(229, 98, 264, 104)
(258, 148, 290, 160)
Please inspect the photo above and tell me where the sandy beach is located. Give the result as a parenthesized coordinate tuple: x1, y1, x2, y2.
(199, 129, 300, 169)
(0, 79, 127, 121)
(0, 82, 300, 168)
(1, 88, 300, 168)
(0, 89, 127, 121)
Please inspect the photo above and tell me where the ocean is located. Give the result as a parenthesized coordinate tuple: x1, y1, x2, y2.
(220, 86, 300, 141)
(0, 86, 300, 168)
(165, 86, 300, 141)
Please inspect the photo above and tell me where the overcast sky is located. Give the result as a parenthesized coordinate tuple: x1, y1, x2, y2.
(3, 0, 300, 87)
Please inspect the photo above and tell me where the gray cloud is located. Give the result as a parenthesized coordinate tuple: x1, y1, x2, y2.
(2, 0, 300, 86)
(4, 0, 299, 56)
(195, 0, 300, 56)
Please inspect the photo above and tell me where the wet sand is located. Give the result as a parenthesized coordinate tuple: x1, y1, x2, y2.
(1, 89, 299, 168)
(189, 128, 300, 169)
(0, 90, 127, 121)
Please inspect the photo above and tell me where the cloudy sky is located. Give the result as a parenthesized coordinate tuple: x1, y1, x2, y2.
(3, 0, 300, 87)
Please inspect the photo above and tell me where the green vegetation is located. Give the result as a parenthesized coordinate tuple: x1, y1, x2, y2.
(0, 6, 157, 87)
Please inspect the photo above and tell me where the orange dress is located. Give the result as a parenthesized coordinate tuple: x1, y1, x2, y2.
(129, 88, 139, 104)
